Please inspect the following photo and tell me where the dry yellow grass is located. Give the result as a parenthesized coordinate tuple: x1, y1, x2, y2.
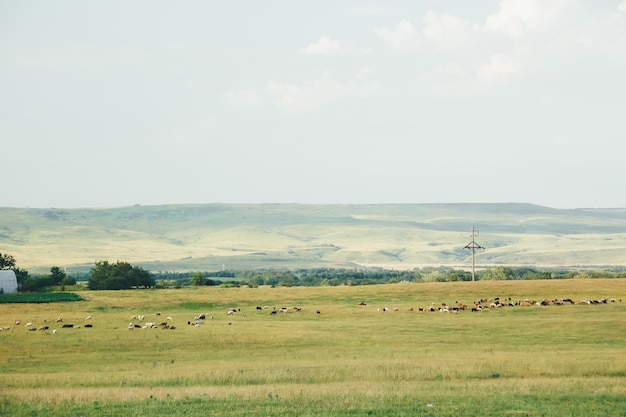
(1, 279, 625, 409)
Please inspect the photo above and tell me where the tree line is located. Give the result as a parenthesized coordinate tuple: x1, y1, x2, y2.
(151, 266, 626, 288)
(2, 251, 626, 292)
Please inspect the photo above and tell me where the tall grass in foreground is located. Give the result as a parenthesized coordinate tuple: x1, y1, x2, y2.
(0, 279, 624, 416)
(2, 392, 625, 417)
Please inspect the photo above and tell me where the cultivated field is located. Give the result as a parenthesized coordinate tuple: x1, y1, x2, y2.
(1, 279, 625, 416)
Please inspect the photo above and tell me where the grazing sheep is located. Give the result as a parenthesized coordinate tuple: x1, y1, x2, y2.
(85, 315, 92, 320)
(52, 329, 58, 334)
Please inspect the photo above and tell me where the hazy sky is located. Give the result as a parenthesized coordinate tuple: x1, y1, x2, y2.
(1, 1, 625, 209)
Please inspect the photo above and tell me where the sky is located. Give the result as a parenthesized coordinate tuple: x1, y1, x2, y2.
(1, 1, 625, 209)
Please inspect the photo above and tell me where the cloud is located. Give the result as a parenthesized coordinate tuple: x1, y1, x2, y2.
(300, 36, 345, 55)
(267, 72, 378, 114)
(477, 53, 518, 82)
(374, 19, 417, 49)
(421, 11, 471, 46)
(478, 0, 566, 38)
(620, 1, 626, 13)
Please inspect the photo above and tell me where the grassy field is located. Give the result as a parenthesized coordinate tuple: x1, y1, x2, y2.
(1, 279, 625, 416)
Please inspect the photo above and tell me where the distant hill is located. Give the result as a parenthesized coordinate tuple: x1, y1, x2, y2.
(1, 203, 626, 273)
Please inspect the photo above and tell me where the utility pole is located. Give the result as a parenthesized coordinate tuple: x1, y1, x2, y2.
(463, 226, 484, 282)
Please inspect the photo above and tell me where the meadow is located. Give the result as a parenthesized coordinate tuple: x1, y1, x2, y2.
(1, 279, 625, 416)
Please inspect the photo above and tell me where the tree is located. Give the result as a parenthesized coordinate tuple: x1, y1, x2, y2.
(50, 266, 67, 285)
(0, 252, 16, 270)
(88, 260, 155, 290)
(246, 274, 264, 288)
(479, 266, 514, 281)
(190, 271, 207, 286)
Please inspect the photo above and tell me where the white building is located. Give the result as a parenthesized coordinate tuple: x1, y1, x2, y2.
(0, 270, 18, 294)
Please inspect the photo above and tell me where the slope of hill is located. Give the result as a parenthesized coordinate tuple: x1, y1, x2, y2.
(1, 203, 625, 273)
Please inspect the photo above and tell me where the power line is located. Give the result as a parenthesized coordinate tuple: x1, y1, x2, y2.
(463, 226, 484, 282)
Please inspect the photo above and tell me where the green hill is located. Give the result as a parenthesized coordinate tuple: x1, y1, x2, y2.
(1, 203, 625, 273)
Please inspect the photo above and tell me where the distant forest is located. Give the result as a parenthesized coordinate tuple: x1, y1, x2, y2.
(65, 266, 626, 289)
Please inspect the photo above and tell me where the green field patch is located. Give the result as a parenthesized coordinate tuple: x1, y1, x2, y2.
(0, 292, 83, 304)
(178, 301, 220, 310)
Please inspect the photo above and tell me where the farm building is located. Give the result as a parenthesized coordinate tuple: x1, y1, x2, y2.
(0, 270, 18, 294)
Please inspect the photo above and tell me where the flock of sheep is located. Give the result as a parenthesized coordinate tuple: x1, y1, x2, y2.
(0, 315, 94, 333)
(0, 296, 621, 334)
(375, 296, 622, 313)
